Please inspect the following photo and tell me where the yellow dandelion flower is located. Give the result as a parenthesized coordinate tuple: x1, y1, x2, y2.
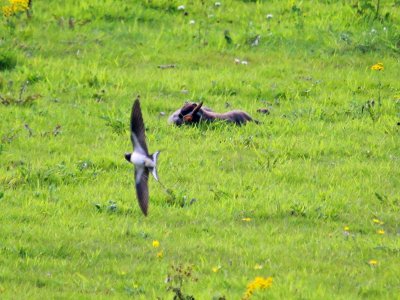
(371, 63, 384, 71)
(242, 277, 273, 300)
(254, 276, 273, 288)
(373, 218, 384, 225)
(377, 229, 385, 235)
(11, 0, 29, 9)
(2, 6, 13, 17)
(368, 259, 378, 266)
(242, 218, 252, 222)
(343, 226, 350, 231)
(254, 264, 263, 270)
(212, 266, 221, 273)
(157, 250, 163, 258)
(2, 0, 29, 18)
(152, 240, 160, 248)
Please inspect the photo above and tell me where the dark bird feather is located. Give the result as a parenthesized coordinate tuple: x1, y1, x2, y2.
(135, 168, 149, 216)
(130, 97, 149, 155)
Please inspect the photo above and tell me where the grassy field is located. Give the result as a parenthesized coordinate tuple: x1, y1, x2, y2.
(1, 0, 399, 299)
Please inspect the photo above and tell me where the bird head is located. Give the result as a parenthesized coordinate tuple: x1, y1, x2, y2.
(124, 153, 132, 163)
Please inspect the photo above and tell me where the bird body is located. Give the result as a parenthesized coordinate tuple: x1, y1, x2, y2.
(128, 152, 155, 168)
(125, 97, 160, 216)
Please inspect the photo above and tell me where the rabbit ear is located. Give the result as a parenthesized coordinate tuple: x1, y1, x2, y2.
(192, 102, 203, 114)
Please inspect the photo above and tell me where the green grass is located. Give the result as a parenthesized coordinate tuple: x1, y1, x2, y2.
(1, 0, 399, 299)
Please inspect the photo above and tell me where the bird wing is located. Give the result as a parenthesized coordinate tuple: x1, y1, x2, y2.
(135, 166, 149, 216)
(130, 98, 149, 155)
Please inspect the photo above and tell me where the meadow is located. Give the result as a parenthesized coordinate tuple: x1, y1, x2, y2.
(0, 0, 399, 299)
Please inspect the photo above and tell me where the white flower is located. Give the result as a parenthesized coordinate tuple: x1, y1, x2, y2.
(178, 5, 185, 10)
(189, 20, 195, 25)
(266, 14, 273, 20)
(215, 2, 221, 7)
(370, 28, 377, 34)
(241, 60, 248, 65)
(383, 27, 387, 31)
(234, 58, 241, 64)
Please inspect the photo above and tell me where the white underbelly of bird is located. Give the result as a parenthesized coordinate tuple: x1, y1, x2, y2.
(130, 152, 155, 168)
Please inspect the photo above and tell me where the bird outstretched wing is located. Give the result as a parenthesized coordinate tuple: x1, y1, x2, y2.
(135, 166, 149, 216)
(130, 97, 149, 155)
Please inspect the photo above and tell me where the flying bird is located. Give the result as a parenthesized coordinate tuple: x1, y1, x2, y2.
(124, 97, 160, 216)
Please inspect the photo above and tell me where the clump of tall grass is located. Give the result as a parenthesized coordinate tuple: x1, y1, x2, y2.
(0, 51, 17, 71)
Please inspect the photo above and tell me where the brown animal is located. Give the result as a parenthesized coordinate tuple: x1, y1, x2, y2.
(168, 102, 259, 126)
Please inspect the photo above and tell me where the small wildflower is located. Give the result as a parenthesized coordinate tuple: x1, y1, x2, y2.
(242, 217, 251, 222)
(377, 229, 385, 235)
(266, 14, 273, 20)
(215, 2, 221, 7)
(177, 5, 185, 10)
(243, 277, 273, 300)
(241, 60, 248, 65)
(2, 6, 13, 17)
(371, 63, 384, 71)
(2, 0, 29, 18)
(251, 35, 261, 47)
(212, 266, 221, 273)
(373, 218, 384, 225)
(157, 251, 163, 258)
(234, 58, 241, 64)
(254, 264, 263, 270)
(152, 240, 160, 248)
(343, 226, 350, 231)
(368, 259, 378, 266)
(370, 28, 377, 34)
(189, 20, 195, 25)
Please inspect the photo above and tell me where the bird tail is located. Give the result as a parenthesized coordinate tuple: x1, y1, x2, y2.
(149, 151, 160, 181)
